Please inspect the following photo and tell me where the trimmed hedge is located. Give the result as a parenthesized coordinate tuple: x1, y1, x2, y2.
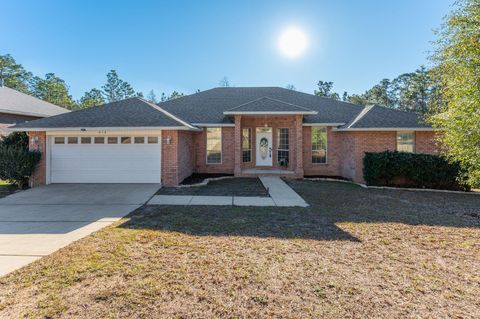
(363, 151, 469, 191)
(0, 146, 41, 188)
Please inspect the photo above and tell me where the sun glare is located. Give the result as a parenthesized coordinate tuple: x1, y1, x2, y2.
(278, 27, 308, 58)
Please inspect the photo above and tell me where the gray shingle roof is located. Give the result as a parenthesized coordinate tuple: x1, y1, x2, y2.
(159, 87, 363, 125)
(11, 87, 433, 130)
(339, 105, 431, 130)
(12, 98, 189, 129)
(0, 86, 69, 117)
(224, 97, 317, 114)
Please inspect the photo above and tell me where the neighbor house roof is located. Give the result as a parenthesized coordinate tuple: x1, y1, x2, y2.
(11, 98, 197, 130)
(10, 87, 433, 131)
(0, 86, 69, 117)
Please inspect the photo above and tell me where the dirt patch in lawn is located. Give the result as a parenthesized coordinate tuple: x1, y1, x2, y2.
(157, 177, 269, 197)
(0, 180, 479, 318)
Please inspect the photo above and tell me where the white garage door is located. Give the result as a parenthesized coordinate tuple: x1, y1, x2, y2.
(50, 136, 161, 183)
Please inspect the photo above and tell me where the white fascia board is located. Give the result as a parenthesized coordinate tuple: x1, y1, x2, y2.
(0, 109, 51, 118)
(223, 111, 317, 115)
(333, 127, 435, 132)
(8, 126, 199, 132)
(302, 123, 345, 127)
(191, 123, 235, 127)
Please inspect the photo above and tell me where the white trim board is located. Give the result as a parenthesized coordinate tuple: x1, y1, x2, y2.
(192, 123, 235, 127)
(303, 123, 345, 127)
(9, 126, 197, 132)
(223, 111, 317, 115)
(333, 127, 435, 132)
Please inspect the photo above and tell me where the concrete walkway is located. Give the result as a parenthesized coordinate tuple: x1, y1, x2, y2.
(148, 177, 308, 207)
(0, 183, 159, 277)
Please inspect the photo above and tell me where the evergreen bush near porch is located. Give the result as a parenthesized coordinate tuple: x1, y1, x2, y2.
(363, 151, 469, 191)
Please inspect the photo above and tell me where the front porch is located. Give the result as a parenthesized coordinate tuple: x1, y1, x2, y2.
(241, 168, 295, 177)
(232, 113, 306, 179)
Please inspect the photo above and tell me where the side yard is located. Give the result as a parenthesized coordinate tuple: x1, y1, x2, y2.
(0, 180, 479, 318)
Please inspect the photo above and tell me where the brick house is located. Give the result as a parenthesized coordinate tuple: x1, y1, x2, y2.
(0, 85, 69, 136)
(10, 87, 438, 187)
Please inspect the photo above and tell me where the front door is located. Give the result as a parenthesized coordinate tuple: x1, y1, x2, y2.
(256, 127, 273, 166)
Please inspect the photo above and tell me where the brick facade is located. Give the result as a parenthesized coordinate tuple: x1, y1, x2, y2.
(343, 130, 439, 183)
(27, 131, 47, 187)
(161, 130, 195, 186)
(238, 115, 299, 171)
(26, 121, 440, 187)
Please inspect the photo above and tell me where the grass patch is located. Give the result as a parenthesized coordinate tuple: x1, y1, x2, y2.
(0, 180, 479, 318)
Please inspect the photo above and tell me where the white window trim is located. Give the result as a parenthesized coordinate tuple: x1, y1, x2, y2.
(396, 131, 415, 153)
(206, 127, 222, 164)
(277, 127, 289, 165)
(242, 128, 252, 163)
(312, 126, 328, 165)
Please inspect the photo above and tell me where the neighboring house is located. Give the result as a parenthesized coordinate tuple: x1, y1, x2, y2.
(10, 87, 437, 187)
(0, 84, 69, 136)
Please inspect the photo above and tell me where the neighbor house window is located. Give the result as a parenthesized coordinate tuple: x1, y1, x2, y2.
(312, 127, 327, 164)
(277, 128, 289, 165)
(206, 128, 222, 164)
(242, 128, 252, 162)
(397, 132, 415, 153)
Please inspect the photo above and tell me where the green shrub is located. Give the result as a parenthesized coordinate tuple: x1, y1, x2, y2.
(0, 146, 41, 188)
(363, 151, 469, 191)
(0, 132, 28, 149)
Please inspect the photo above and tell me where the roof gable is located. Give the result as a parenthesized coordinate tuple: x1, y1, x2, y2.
(338, 105, 432, 130)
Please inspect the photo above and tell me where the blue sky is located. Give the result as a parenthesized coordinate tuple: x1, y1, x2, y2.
(1, 0, 452, 99)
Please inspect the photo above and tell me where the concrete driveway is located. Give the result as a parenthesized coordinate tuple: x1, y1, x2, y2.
(0, 183, 159, 277)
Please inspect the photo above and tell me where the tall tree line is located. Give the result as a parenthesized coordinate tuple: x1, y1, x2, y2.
(0, 54, 183, 109)
(313, 66, 436, 114)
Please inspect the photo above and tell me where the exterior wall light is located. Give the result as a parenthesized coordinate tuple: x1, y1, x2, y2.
(165, 136, 172, 144)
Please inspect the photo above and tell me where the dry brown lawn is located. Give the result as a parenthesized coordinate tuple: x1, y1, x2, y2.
(0, 180, 479, 318)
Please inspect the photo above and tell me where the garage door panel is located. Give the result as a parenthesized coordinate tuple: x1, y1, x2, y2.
(51, 157, 160, 171)
(51, 171, 161, 183)
(50, 137, 161, 183)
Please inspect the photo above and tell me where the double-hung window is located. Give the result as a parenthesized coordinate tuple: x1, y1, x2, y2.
(312, 127, 327, 164)
(397, 131, 415, 153)
(242, 128, 252, 162)
(206, 128, 222, 164)
(277, 128, 289, 165)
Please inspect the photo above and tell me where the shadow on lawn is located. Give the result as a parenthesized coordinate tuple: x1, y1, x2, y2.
(120, 205, 362, 242)
(119, 180, 479, 242)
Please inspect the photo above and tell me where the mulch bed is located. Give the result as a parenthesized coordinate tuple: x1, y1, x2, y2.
(157, 177, 269, 197)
